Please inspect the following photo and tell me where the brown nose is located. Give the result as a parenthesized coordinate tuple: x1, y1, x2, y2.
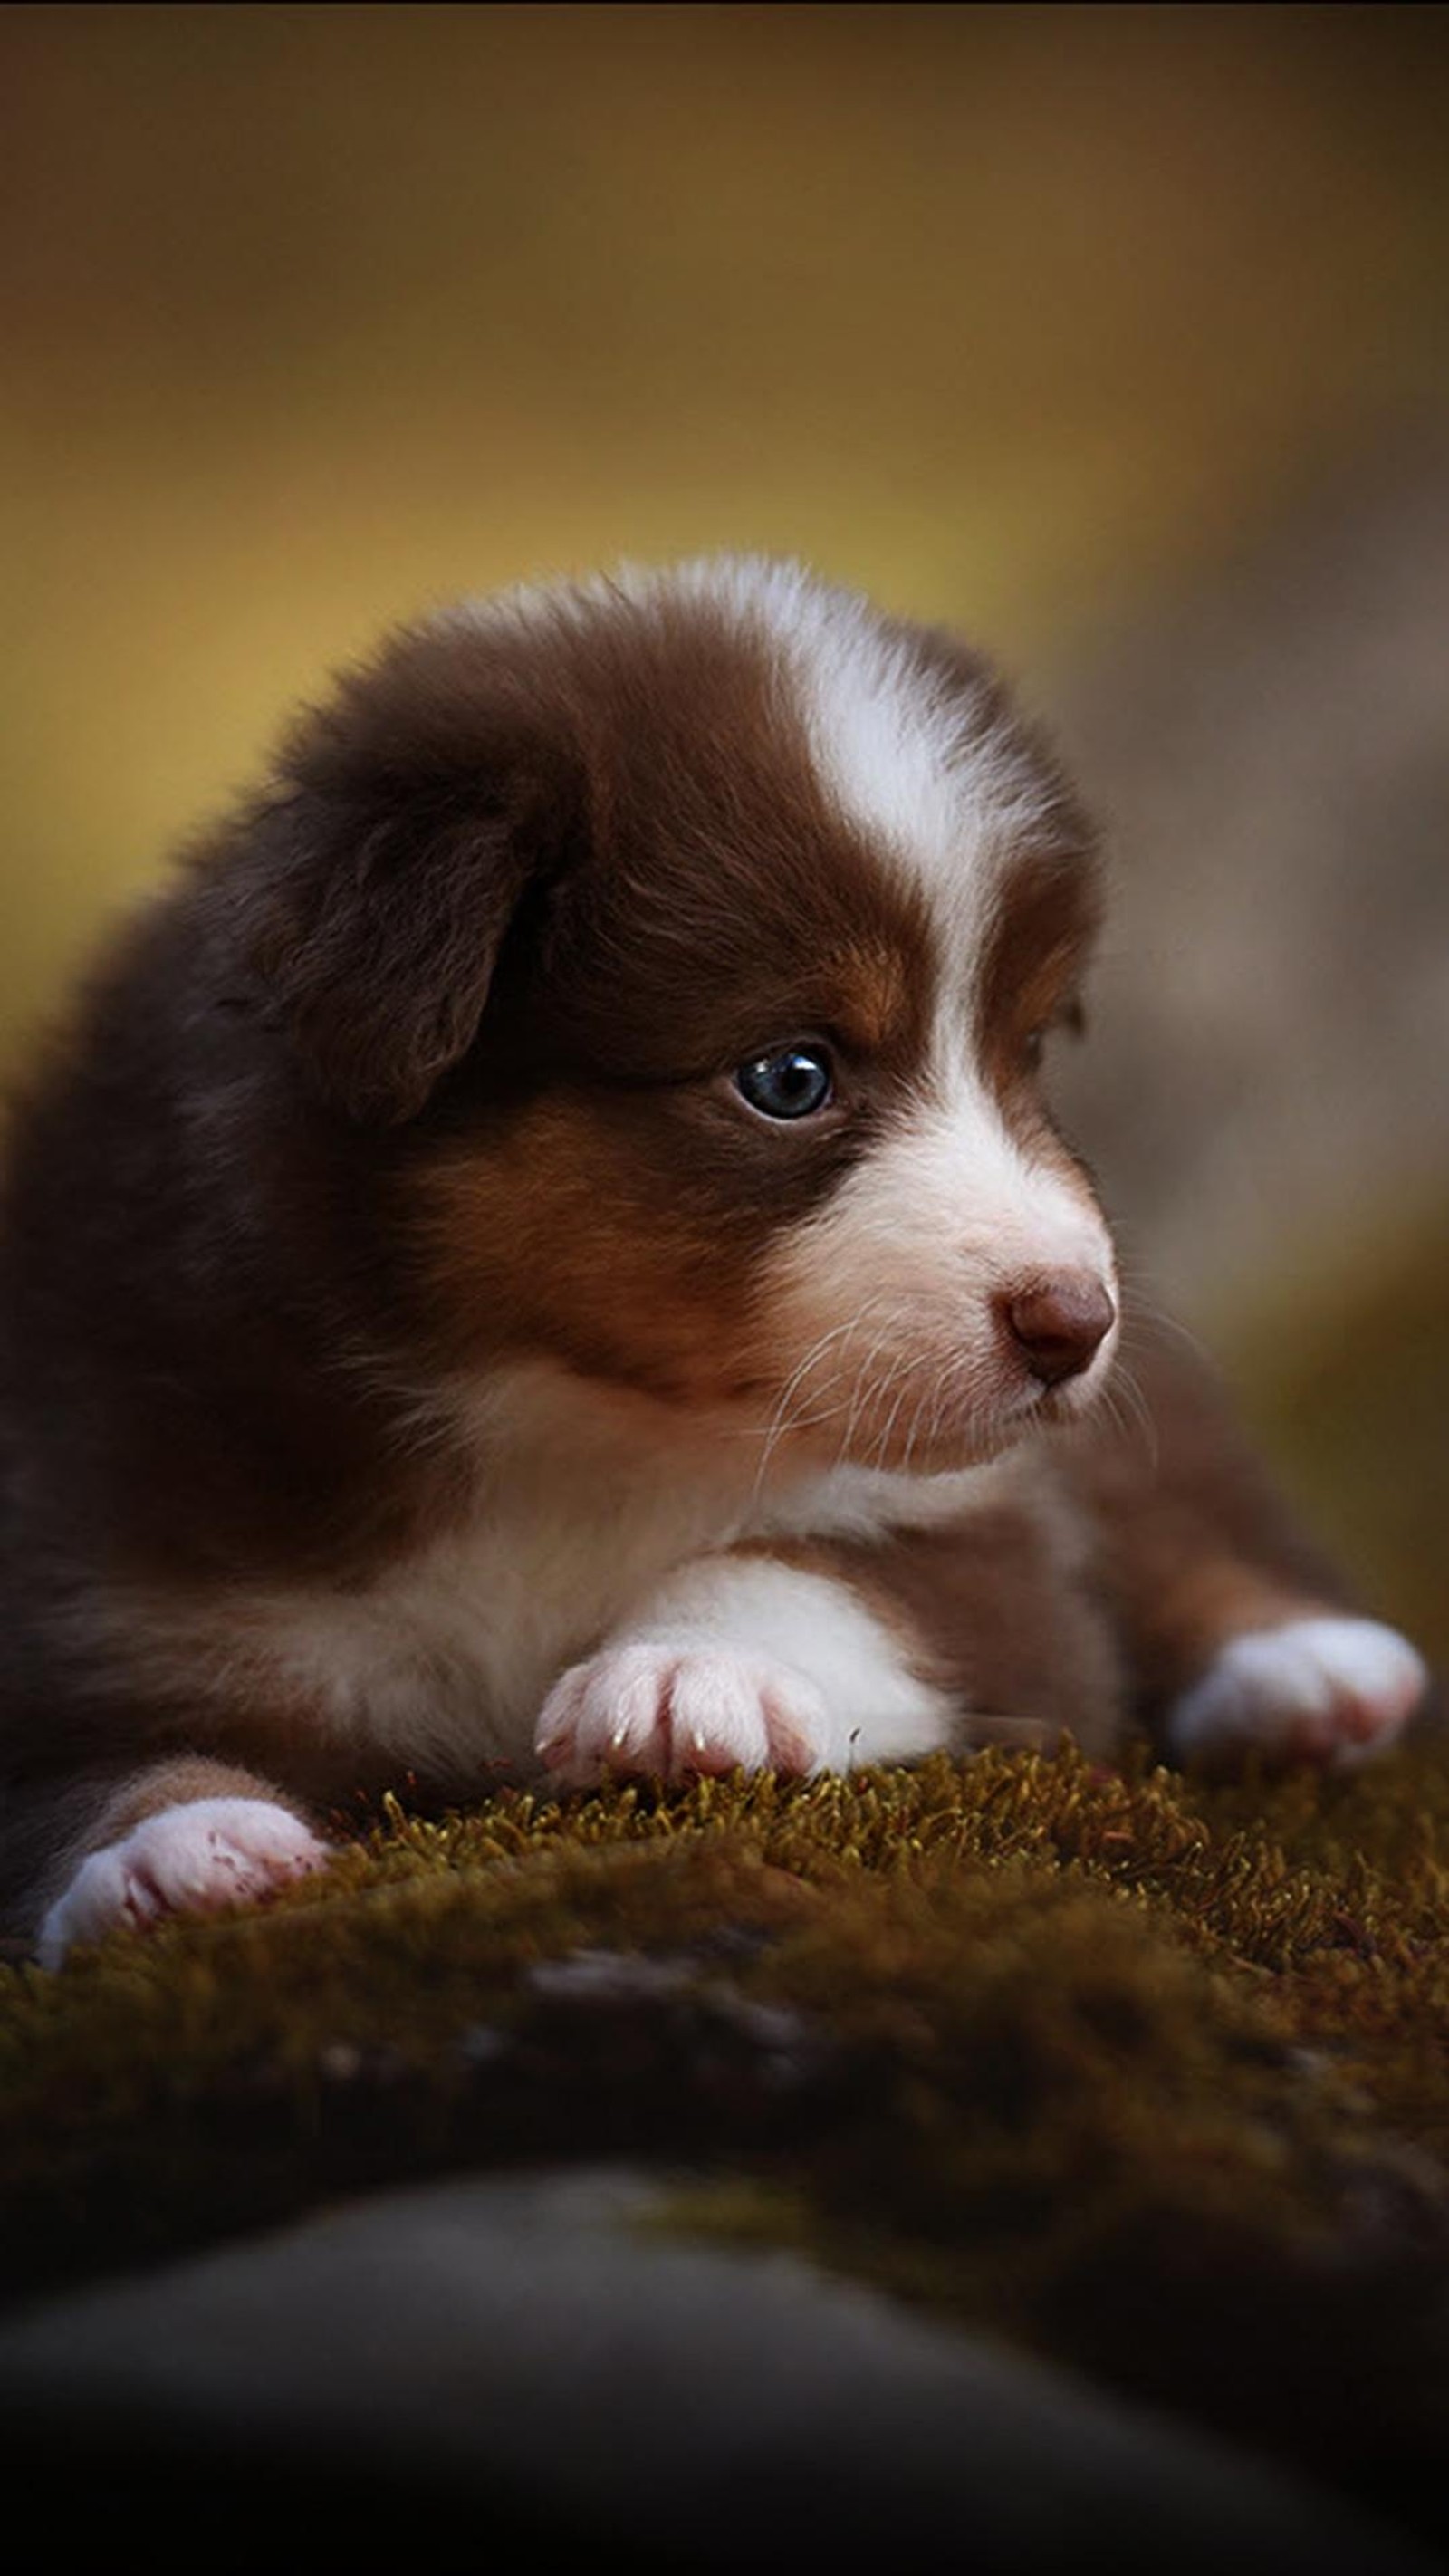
(1000, 1271, 1116, 1387)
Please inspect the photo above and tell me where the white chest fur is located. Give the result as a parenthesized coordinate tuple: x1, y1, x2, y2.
(108, 1364, 1029, 1788)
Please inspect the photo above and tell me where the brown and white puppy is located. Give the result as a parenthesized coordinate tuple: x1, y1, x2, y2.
(0, 558, 1427, 1966)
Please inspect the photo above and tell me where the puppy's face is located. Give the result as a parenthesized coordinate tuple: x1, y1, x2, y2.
(255, 560, 1117, 1475)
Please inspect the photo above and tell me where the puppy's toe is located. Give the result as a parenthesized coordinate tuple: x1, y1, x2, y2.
(38, 1798, 331, 1967)
(536, 1641, 827, 1788)
(666, 1649, 823, 1778)
(1166, 1616, 1428, 1773)
(536, 1644, 676, 1782)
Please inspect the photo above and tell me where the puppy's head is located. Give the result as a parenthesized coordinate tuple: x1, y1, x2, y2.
(246, 558, 1117, 1474)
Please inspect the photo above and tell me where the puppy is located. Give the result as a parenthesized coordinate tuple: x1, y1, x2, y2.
(0, 558, 1427, 1965)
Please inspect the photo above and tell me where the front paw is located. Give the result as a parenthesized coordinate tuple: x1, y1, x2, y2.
(1166, 1616, 1428, 1773)
(38, 1798, 332, 1968)
(535, 1640, 830, 1789)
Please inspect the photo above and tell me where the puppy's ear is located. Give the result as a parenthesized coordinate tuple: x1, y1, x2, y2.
(245, 634, 577, 1126)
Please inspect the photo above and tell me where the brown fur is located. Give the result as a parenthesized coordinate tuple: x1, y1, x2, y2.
(1058, 1314, 1350, 1731)
(0, 567, 1396, 1947)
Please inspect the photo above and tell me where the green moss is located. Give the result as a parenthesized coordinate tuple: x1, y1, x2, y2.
(5, 1736, 1449, 2537)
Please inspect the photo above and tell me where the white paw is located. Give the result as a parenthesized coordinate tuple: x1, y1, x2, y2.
(38, 1798, 332, 1968)
(1166, 1616, 1429, 1772)
(535, 1640, 830, 1789)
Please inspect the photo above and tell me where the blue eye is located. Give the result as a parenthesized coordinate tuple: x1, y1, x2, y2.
(734, 1044, 834, 1121)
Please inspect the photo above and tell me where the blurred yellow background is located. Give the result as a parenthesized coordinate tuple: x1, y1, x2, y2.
(3, 3, 1447, 1651)
(4, 2, 1446, 1050)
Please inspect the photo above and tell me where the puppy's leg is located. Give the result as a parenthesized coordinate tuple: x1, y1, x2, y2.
(536, 1549, 956, 1788)
(1068, 1319, 1429, 1773)
(14, 1758, 332, 1968)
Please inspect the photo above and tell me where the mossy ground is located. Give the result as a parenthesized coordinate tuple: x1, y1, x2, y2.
(5, 1731, 1449, 2545)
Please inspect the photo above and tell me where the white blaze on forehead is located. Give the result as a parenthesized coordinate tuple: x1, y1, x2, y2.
(615, 554, 1056, 947)
(450, 552, 1065, 1034)
(457, 553, 1055, 928)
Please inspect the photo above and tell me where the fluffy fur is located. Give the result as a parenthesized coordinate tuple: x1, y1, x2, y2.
(0, 558, 1427, 1960)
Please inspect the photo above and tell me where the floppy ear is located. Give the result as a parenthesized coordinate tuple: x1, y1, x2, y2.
(245, 638, 577, 1125)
